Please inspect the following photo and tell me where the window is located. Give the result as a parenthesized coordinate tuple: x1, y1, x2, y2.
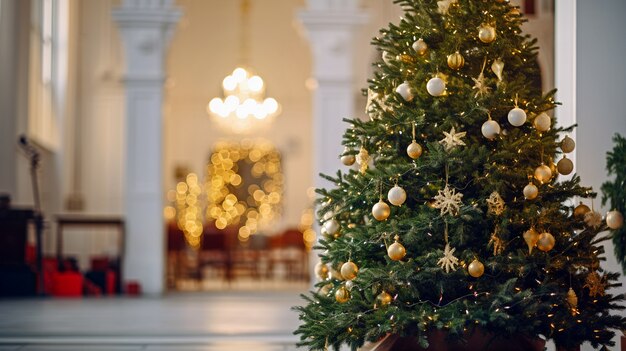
(28, 0, 68, 150)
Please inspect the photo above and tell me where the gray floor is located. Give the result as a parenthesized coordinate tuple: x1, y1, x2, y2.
(0, 291, 306, 350)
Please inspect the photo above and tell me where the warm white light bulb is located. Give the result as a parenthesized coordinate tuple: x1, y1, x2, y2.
(253, 108, 268, 120)
(222, 76, 237, 91)
(236, 105, 248, 119)
(208, 98, 222, 113)
(248, 76, 264, 92)
(224, 95, 240, 112)
(263, 98, 278, 114)
(232, 67, 247, 82)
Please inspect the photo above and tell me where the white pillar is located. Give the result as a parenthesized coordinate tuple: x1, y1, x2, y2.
(112, 0, 181, 295)
(298, 1, 368, 191)
(298, 2, 368, 301)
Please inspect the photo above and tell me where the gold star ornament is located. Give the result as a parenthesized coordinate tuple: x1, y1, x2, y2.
(437, 243, 459, 273)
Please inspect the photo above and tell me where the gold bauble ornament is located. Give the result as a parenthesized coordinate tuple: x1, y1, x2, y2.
(407, 140, 423, 159)
(397, 54, 416, 64)
(606, 210, 624, 229)
(534, 164, 552, 184)
(537, 232, 555, 252)
(376, 291, 393, 306)
(574, 202, 591, 219)
(523, 182, 539, 200)
(557, 156, 574, 175)
(478, 24, 496, 43)
(335, 286, 350, 303)
(468, 259, 485, 278)
(388, 236, 406, 261)
(560, 135, 576, 153)
(533, 112, 551, 132)
(372, 200, 391, 221)
(412, 38, 428, 56)
(341, 148, 356, 166)
(340, 261, 359, 281)
(447, 51, 465, 70)
(330, 266, 343, 280)
(523, 228, 540, 254)
(315, 261, 329, 280)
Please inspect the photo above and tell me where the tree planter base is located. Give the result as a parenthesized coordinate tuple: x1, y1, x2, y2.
(365, 330, 550, 351)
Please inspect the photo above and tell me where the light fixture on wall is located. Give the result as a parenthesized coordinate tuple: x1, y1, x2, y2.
(206, 0, 280, 134)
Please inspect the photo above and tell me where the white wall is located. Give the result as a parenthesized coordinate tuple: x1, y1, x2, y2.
(576, 1, 626, 348)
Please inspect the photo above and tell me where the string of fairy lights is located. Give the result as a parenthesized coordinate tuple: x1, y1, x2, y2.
(205, 140, 283, 242)
(164, 141, 317, 249)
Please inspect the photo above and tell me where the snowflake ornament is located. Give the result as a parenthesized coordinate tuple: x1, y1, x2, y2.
(439, 127, 466, 151)
(472, 71, 491, 98)
(584, 211, 602, 228)
(486, 191, 505, 215)
(438, 243, 459, 273)
(432, 184, 463, 216)
(437, 0, 458, 14)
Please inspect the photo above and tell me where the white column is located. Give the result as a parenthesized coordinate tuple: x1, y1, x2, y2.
(112, 0, 181, 295)
(298, 1, 368, 191)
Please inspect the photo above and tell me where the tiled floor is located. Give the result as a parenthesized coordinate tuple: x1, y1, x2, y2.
(0, 291, 307, 350)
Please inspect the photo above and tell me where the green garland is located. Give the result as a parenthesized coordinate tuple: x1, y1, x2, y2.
(601, 134, 626, 274)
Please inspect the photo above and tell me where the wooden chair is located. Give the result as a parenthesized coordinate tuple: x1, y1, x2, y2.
(198, 224, 234, 282)
(268, 229, 309, 281)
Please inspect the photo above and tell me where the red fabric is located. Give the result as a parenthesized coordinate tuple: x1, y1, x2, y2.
(125, 281, 141, 296)
(90, 257, 110, 271)
(51, 272, 83, 297)
(106, 270, 116, 295)
(24, 244, 36, 266)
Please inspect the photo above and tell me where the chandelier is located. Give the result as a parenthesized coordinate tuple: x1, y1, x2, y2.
(207, 67, 280, 133)
(206, 0, 280, 134)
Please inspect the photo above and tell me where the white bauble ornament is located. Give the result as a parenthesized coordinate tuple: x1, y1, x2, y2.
(345, 280, 355, 291)
(426, 77, 446, 96)
(396, 81, 414, 101)
(607, 210, 624, 229)
(372, 200, 391, 221)
(388, 185, 407, 206)
(560, 136, 576, 153)
(481, 119, 501, 140)
(407, 141, 423, 159)
(533, 112, 551, 132)
(323, 219, 340, 235)
(507, 107, 527, 127)
(557, 156, 574, 175)
(412, 38, 428, 56)
(523, 182, 539, 200)
(382, 51, 393, 65)
(534, 164, 552, 184)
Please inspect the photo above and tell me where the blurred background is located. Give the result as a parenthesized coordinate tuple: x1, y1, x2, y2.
(0, 0, 624, 350)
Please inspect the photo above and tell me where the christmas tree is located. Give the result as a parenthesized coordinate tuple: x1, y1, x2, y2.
(294, 0, 626, 350)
